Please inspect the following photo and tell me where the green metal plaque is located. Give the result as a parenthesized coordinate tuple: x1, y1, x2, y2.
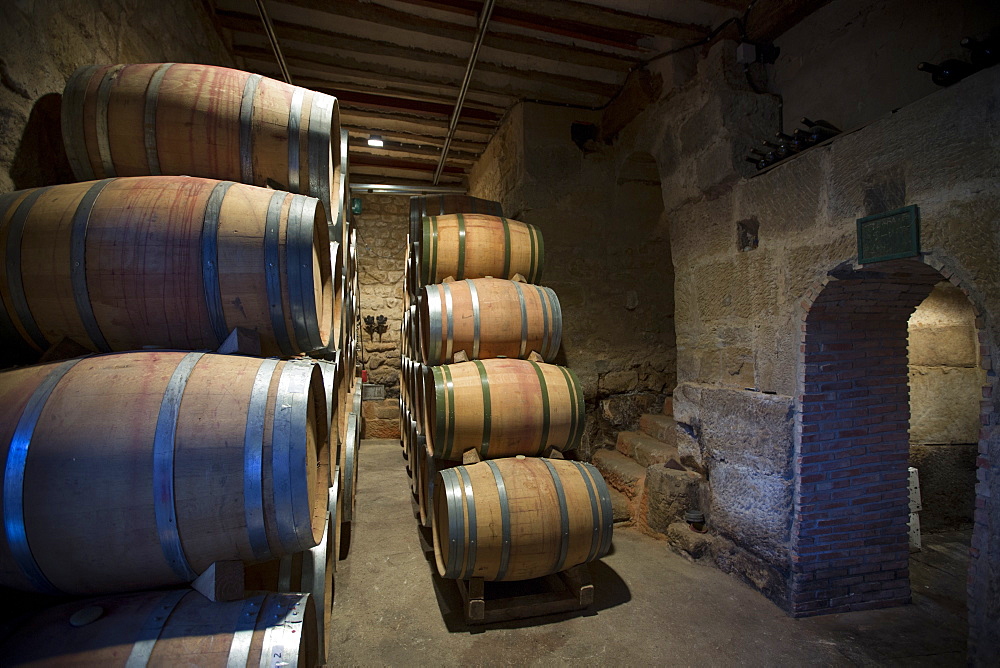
(857, 205, 920, 264)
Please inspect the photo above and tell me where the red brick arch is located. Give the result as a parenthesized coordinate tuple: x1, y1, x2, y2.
(790, 256, 994, 618)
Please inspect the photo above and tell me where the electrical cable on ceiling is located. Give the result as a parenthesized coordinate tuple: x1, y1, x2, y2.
(254, 0, 292, 84)
(433, 0, 496, 185)
(523, 0, 768, 113)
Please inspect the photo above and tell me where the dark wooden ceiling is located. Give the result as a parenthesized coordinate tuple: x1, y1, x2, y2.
(207, 0, 827, 188)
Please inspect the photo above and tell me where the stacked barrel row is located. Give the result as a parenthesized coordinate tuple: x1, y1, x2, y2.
(398, 196, 614, 584)
(0, 63, 363, 665)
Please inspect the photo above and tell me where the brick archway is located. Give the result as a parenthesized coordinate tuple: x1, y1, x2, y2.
(790, 257, 994, 617)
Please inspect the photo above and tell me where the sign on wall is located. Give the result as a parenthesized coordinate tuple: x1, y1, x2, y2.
(857, 204, 920, 263)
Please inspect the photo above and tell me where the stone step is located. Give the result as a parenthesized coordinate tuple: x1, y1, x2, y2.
(638, 413, 676, 444)
(616, 430, 679, 468)
(644, 466, 703, 534)
(593, 449, 646, 499)
(608, 487, 632, 523)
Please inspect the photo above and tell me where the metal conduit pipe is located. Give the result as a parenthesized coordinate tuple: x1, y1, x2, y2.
(433, 0, 496, 185)
(254, 0, 293, 84)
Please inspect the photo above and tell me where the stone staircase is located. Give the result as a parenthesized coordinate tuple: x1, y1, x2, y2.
(593, 397, 709, 547)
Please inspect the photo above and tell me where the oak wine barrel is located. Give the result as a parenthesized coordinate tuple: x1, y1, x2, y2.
(0, 589, 318, 666)
(418, 443, 458, 529)
(0, 176, 335, 357)
(433, 456, 613, 581)
(62, 63, 341, 225)
(0, 351, 330, 595)
(419, 277, 562, 365)
(420, 359, 585, 461)
(419, 214, 543, 287)
(245, 485, 337, 661)
(339, 412, 360, 525)
(408, 194, 503, 253)
(315, 356, 342, 476)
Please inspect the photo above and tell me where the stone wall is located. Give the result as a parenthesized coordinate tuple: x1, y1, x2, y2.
(0, 0, 233, 192)
(770, 0, 1000, 134)
(908, 282, 983, 530)
(470, 13, 1000, 659)
(353, 193, 407, 438)
(469, 102, 677, 454)
(646, 53, 998, 656)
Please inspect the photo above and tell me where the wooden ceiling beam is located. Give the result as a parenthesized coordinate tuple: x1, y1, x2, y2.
(265, 0, 643, 69)
(744, 0, 836, 41)
(340, 108, 492, 141)
(241, 58, 515, 110)
(390, 0, 709, 47)
(219, 10, 620, 92)
(352, 146, 477, 168)
(330, 89, 501, 123)
(279, 75, 507, 116)
(231, 42, 616, 102)
(689, 0, 746, 9)
(342, 125, 487, 153)
(350, 154, 466, 175)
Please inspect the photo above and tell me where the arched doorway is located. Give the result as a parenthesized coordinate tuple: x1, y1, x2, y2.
(790, 258, 993, 618)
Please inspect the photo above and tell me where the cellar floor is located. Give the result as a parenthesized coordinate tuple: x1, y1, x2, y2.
(329, 440, 969, 666)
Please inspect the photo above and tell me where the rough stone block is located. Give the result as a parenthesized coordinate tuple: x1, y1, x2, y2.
(708, 460, 791, 564)
(711, 534, 789, 610)
(666, 522, 714, 560)
(909, 366, 984, 444)
(639, 413, 676, 443)
(592, 449, 646, 499)
(616, 431, 680, 468)
(909, 325, 978, 367)
(644, 465, 702, 534)
(600, 392, 662, 430)
(609, 487, 632, 523)
(908, 444, 977, 531)
(599, 370, 639, 394)
(634, 438, 681, 469)
(686, 384, 794, 477)
(363, 417, 401, 440)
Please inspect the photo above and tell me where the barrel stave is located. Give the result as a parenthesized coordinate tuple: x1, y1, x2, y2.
(424, 359, 583, 460)
(0, 590, 318, 667)
(432, 457, 613, 582)
(1, 352, 329, 595)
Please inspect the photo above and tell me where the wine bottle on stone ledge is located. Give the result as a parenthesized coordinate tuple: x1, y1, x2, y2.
(917, 59, 976, 86)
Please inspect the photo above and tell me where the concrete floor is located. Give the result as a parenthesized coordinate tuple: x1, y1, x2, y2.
(329, 440, 970, 667)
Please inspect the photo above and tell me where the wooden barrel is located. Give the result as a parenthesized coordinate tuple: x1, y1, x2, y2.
(0, 589, 318, 666)
(419, 214, 543, 287)
(421, 359, 584, 461)
(0, 176, 335, 357)
(419, 278, 562, 365)
(333, 127, 350, 250)
(418, 445, 458, 529)
(0, 352, 330, 595)
(433, 456, 613, 581)
(324, 240, 344, 354)
(408, 194, 504, 249)
(315, 356, 342, 477)
(62, 63, 341, 225)
(339, 412, 360, 524)
(245, 485, 337, 661)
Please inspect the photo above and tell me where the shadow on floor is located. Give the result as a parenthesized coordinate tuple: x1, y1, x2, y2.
(411, 518, 632, 633)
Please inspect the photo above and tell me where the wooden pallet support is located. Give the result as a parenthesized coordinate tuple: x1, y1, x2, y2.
(192, 560, 245, 602)
(456, 563, 594, 624)
(217, 327, 262, 356)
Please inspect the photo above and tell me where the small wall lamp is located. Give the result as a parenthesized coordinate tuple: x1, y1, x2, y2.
(367, 134, 384, 147)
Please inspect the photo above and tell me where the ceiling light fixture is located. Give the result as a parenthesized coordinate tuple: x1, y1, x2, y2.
(367, 134, 384, 147)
